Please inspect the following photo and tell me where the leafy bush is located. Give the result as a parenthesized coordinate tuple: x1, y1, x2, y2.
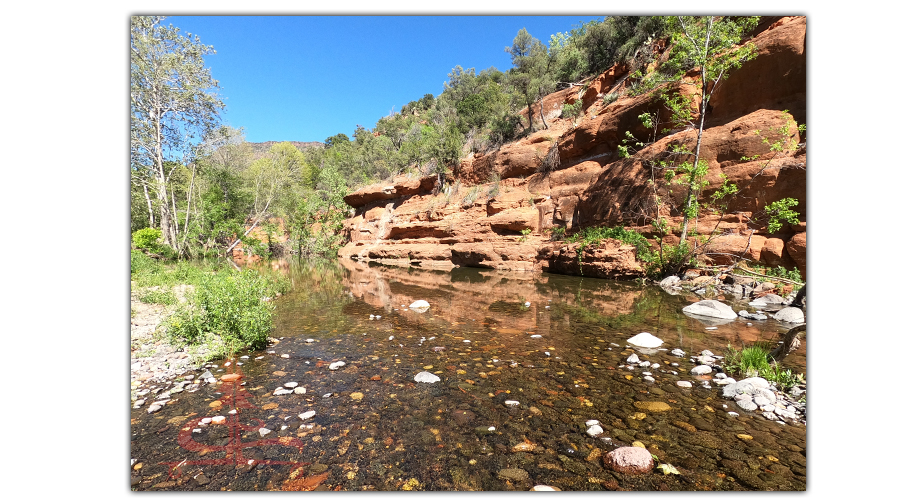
(166, 269, 288, 358)
(602, 92, 619, 105)
(561, 99, 582, 119)
(132, 227, 162, 251)
(568, 226, 651, 256)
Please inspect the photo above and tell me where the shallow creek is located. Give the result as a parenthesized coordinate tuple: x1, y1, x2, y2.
(130, 258, 806, 491)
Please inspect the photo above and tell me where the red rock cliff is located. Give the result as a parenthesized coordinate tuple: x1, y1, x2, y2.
(339, 17, 806, 279)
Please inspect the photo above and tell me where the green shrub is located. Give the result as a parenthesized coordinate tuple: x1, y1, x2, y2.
(568, 226, 650, 256)
(132, 227, 162, 251)
(165, 269, 288, 357)
(602, 92, 619, 105)
(561, 99, 582, 119)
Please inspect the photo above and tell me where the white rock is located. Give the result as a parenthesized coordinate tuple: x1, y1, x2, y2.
(530, 334, 542, 338)
(586, 424, 604, 437)
(414, 371, 441, 383)
(294, 387, 307, 394)
(409, 300, 430, 312)
(671, 349, 685, 357)
(284, 382, 298, 388)
(682, 300, 738, 319)
(773, 306, 805, 323)
(259, 427, 271, 437)
(532, 485, 561, 491)
(643, 376, 655, 383)
(627, 332, 663, 348)
(305, 339, 315, 343)
(281, 354, 290, 358)
(676, 381, 692, 388)
(201, 417, 213, 424)
(329, 361, 346, 370)
(504, 400, 520, 407)
(626, 354, 640, 364)
(298, 410, 316, 420)
(524, 302, 531, 307)
(690, 365, 713, 375)
(585, 419, 599, 426)
(650, 363, 660, 369)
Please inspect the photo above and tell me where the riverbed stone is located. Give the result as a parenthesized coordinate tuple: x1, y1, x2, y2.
(671, 349, 686, 357)
(739, 310, 768, 320)
(682, 300, 738, 319)
(773, 307, 805, 323)
(414, 371, 440, 383)
(690, 365, 713, 375)
(498, 468, 529, 481)
(409, 300, 430, 312)
(736, 399, 758, 411)
(659, 276, 681, 288)
(603, 446, 655, 474)
(627, 332, 663, 348)
(626, 354, 640, 364)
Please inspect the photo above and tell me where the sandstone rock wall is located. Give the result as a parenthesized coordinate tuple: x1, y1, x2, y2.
(339, 17, 807, 280)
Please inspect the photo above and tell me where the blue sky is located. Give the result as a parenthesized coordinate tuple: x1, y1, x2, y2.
(165, 16, 602, 144)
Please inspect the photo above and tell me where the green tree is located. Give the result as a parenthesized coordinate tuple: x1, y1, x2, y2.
(660, 16, 759, 244)
(506, 29, 554, 132)
(131, 16, 224, 255)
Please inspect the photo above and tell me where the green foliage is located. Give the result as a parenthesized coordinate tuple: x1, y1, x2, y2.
(165, 268, 288, 357)
(550, 226, 567, 241)
(724, 343, 805, 390)
(764, 198, 800, 232)
(138, 289, 177, 305)
(519, 228, 532, 242)
(568, 225, 651, 257)
(132, 228, 163, 252)
(561, 99, 582, 119)
(643, 241, 694, 279)
(602, 92, 619, 105)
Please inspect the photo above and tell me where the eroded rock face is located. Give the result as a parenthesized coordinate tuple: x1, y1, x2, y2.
(338, 17, 806, 279)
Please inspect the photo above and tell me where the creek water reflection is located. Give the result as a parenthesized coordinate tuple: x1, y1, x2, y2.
(130, 258, 806, 491)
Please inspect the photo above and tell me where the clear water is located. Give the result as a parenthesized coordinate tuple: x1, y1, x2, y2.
(130, 258, 806, 491)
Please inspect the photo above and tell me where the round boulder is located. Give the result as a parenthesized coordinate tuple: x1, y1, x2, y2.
(773, 306, 804, 323)
(603, 446, 655, 474)
(683, 300, 738, 319)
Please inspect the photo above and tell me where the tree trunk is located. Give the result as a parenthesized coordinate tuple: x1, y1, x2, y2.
(539, 95, 548, 130)
(769, 324, 805, 362)
(142, 183, 155, 228)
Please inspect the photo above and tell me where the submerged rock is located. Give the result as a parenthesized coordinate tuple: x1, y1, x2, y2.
(498, 468, 530, 481)
(414, 371, 440, 383)
(603, 446, 655, 474)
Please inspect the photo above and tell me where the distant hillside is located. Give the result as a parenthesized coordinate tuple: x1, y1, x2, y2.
(248, 141, 324, 158)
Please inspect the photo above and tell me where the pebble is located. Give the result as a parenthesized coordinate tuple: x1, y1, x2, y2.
(530, 334, 542, 338)
(676, 381, 692, 388)
(298, 411, 316, 420)
(284, 382, 298, 388)
(626, 354, 640, 364)
(671, 349, 686, 357)
(643, 376, 655, 383)
(211, 416, 227, 425)
(294, 387, 307, 394)
(532, 485, 561, 491)
(280, 354, 290, 358)
(586, 424, 604, 437)
(328, 361, 346, 370)
(259, 428, 271, 437)
(504, 400, 520, 407)
(585, 419, 599, 426)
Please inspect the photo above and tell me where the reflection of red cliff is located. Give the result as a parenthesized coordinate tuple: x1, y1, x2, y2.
(339, 17, 806, 279)
(340, 257, 644, 329)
